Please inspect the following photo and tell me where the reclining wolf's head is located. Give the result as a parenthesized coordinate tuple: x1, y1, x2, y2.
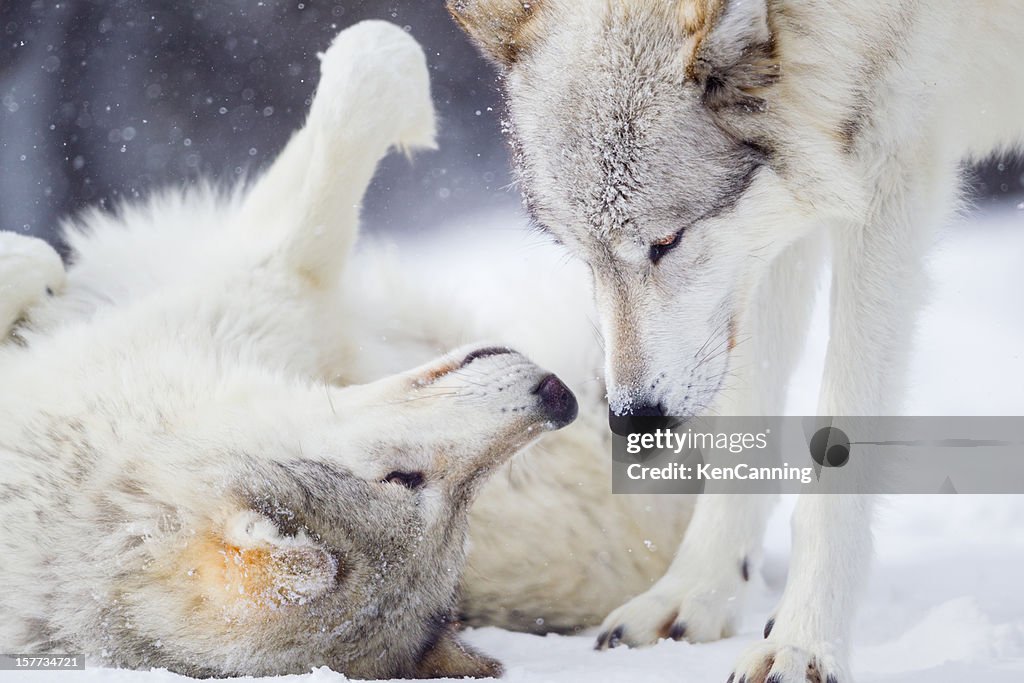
(97, 350, 577, 679)
(451, 0, 862, 417)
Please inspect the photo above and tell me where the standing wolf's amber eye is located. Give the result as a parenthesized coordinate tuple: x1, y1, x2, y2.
(649, 230, 683, 264)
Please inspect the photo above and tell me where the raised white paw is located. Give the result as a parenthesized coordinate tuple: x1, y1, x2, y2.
(0, 232, 65, 332)
(312, 20, 436, 152)
(728, 636, 848, 683)
(595, 565, 747, 648)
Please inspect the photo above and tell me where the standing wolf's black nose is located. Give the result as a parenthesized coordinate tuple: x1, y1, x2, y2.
(617, 402, 666, 417)
(534, 374, 578, 428)
(608, 402, 669, 436)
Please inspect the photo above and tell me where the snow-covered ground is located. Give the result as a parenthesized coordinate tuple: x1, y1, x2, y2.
(5, 207, 1023, 682)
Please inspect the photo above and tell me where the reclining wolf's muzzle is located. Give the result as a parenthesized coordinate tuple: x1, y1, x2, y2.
(533, 374, 578, 428)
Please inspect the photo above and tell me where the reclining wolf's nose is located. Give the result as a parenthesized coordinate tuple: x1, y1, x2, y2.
(533, 374, 578, 428)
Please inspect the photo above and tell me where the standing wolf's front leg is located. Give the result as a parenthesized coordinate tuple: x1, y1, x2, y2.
(0, 232, 65, 339)
(731, 162, 958, 682)
(596, 494, 776, 647)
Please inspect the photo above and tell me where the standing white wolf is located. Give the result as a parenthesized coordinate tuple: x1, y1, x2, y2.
(449, 0, 1024, 681)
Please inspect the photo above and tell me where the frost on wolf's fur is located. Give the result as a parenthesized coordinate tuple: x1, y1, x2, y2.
(7, 209, 1018, 682)
(2, 3, 1022, 682)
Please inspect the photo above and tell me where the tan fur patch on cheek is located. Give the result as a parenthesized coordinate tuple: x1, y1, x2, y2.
(181, 534, 338, 611)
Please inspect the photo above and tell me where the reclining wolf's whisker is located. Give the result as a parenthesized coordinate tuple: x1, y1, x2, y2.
(441, 374, 492, 389)
(383, 392, 464, 406)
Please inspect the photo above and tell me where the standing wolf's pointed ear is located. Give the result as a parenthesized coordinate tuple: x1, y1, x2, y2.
(447, 0, 544, 67)
(683, 0, 780, 112)
(415, 626, 503, 679)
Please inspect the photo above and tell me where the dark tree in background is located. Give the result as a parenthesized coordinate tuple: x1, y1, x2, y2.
(1, 0, 1021, 248)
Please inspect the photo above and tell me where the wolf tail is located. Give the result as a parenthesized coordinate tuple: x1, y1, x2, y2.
(238, 20, 436, 285)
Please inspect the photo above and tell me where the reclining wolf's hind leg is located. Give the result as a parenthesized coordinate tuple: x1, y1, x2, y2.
(0, 233, 66, 340)
(237, 20, 436, 285)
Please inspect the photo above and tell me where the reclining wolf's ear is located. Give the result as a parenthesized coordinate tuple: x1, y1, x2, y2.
(415, 625, 503, 679)
(683, 0, 780, 112)
(185, 510, 341, 610)
(447, 0, 544, 67)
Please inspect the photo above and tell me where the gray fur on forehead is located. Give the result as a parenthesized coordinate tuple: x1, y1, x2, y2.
(506, 4, 761, 242)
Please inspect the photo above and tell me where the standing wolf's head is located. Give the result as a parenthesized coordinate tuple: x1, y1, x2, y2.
(451, 0, 859, 416)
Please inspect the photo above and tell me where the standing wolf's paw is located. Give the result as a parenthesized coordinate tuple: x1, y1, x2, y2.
(312, 20, 436, 153)
(595, 568, 745, 649)
(0, 232, 65, 333)
(727, 638, 848, 683)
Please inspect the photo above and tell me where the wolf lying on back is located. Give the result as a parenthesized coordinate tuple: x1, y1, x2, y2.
(0, 22, 586, 679)
(0, 20, 692, 678)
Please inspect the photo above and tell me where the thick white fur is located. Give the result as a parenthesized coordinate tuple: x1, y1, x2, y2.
(0, 233, 65, 338)
(0, 18, 694, 673)
(713, 6, 1023, 682)
(0, 21, 533, 678)
(452, 1, 1024, 681)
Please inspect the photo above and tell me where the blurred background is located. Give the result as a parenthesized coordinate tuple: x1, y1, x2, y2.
(1, 0, 1022, 250)
(0, 0, 517, 249)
